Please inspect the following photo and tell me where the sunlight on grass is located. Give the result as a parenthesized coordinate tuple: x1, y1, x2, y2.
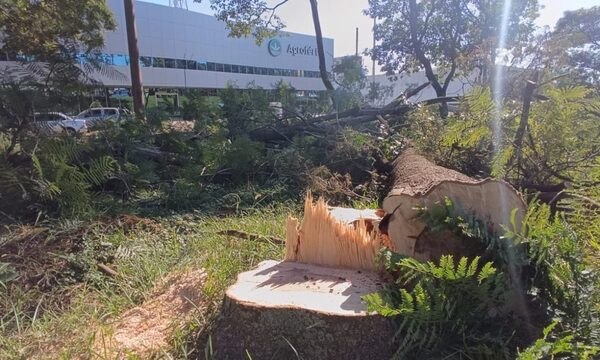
(0, 204, 296, 359)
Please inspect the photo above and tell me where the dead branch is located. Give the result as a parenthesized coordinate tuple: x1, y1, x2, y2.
(217, 230, 284, 245)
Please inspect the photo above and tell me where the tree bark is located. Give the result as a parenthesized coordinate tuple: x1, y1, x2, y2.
(382, 148, 526, 261)
(124, 0, 145, 119)
(510, 78, 538, 173)
(309, 0, 334, 93)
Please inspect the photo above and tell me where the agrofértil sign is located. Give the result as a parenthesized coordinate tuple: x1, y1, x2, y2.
(268, 39, 319, 57)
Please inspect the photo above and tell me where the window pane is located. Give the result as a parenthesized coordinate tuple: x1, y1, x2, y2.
(197, 61, 207, 70)
(104, 109, 117, 115)
(176, 59, 187, 69)
(223, 64, 231, 72)
(165, 58, 176, 68)
(101, 54, 113, 65)
(153, 57, 165, 68)
(91, 110, 102, 116)
(113, 54, 130, 66)
(215, 63, 224, 72)
(231, 64, 239, 73)
(187, 60, 196, 70)
(268, 68, 274, 76)
(207, 62, 215, 71)
(140, 56, 152, 67)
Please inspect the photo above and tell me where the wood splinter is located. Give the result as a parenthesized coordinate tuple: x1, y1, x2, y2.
(285, 193, 389, 271)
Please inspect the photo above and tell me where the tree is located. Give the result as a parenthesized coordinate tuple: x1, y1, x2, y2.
(365, 0, 539, 116)
(124, 0, 145, 118)
(194, 0, 335, 93)
(0, 0, 116, 156)
(332, 55, 368, 110)
(551, 6, 600, 91)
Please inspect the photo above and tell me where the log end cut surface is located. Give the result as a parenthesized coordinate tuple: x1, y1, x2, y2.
(211, 260, 395, 359)
(226, 260, 383, 316)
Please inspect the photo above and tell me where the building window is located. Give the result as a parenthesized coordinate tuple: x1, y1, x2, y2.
(113, 54, 130, 66)
(165, 58, 176, 68)
(153, 57, 165, 68)
(140, 56, 152, 67)
(75, 52, 326, 80)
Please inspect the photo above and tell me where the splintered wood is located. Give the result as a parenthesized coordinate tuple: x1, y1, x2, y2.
(285, 193, 383, 271)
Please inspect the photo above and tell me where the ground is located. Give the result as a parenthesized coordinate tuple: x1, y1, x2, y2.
(0, 205, 294, 359)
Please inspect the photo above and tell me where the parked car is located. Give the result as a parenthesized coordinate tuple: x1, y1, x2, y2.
(74, 107, 122, 128)
(32, 112, 87, 134)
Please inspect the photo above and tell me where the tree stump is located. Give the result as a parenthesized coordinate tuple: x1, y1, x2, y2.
(383, 148, 526, 261)
(210, 260, 394, 359)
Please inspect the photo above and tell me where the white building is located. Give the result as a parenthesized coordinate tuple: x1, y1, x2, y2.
(1, 0, 334, 92)
(100, 0, 333, 91)
(363, 72, 476, 106)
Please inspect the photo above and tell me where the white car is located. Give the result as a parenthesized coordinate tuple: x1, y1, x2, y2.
(75, 107, 121, 128)
(33, 112, 87, 134)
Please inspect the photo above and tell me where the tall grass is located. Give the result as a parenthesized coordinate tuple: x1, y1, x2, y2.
(0, 204, 295, 359)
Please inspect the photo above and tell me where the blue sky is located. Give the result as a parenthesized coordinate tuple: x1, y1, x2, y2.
(142, 0, 598, 71)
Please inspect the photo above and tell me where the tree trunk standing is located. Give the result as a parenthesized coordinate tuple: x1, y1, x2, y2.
(308, 0, 334, 94)
(124, 0, 145, 119)
(510, 78, 538, 175)
(407, 0, 449, 117)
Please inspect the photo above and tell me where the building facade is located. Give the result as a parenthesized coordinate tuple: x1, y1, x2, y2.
(98, 0, 334, 91)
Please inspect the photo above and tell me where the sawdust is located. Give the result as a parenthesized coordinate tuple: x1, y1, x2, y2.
(92, 268, 207, 358)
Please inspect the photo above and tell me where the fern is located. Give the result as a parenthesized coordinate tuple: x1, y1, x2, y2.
(366, 254, 511, 359)
(30, 138, 119, 217)
(417, 197, 528, 271)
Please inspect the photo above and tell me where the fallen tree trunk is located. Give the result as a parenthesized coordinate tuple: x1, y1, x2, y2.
(382, 148, 527, 261)
(249, 104, 413, 142)
(210, 260, 394, 359)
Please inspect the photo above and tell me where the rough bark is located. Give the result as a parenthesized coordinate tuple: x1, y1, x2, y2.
(382, 148, 527, 261)
(210, 260, 395, 359)
(309, 0, 334, 93)
(124, 0, 145, 118)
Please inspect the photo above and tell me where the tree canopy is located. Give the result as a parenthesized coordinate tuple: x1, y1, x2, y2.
(365, 0, 539, 109)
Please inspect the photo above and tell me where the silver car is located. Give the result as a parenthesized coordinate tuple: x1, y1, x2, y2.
(33, 112, 87, 134)
(75, 107, 121, 128)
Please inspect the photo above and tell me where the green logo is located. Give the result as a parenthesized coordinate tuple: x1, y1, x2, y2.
(268, 39, 282, 57)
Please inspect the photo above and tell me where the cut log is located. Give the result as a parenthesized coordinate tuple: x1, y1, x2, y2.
(382, 148, 527, 261)
(210, 260, 394, 359)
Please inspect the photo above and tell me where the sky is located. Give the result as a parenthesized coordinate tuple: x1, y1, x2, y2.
(143, 0, 599, 74)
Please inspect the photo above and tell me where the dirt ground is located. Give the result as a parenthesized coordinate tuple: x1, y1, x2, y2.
(92, 268, 207, 358)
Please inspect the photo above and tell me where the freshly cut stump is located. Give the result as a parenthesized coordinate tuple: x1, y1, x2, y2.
(211, 260, 394, 359)
(383, 148, 526, 261)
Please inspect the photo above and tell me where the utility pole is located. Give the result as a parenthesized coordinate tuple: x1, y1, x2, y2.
(355, 27, 359, 57)
(124, 0, 145, 118)
(372, 18, 376, 84)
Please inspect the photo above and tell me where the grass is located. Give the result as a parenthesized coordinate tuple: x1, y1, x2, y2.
(0, 203, 297, 359)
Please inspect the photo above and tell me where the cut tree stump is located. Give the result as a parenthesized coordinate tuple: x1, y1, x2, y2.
(383, 148, 527, 261)
(210, 260, 394, 359)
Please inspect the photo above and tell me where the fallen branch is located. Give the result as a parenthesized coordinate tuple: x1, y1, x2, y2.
(217, 230, 284, 245)
(98, 263, 119, 277)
